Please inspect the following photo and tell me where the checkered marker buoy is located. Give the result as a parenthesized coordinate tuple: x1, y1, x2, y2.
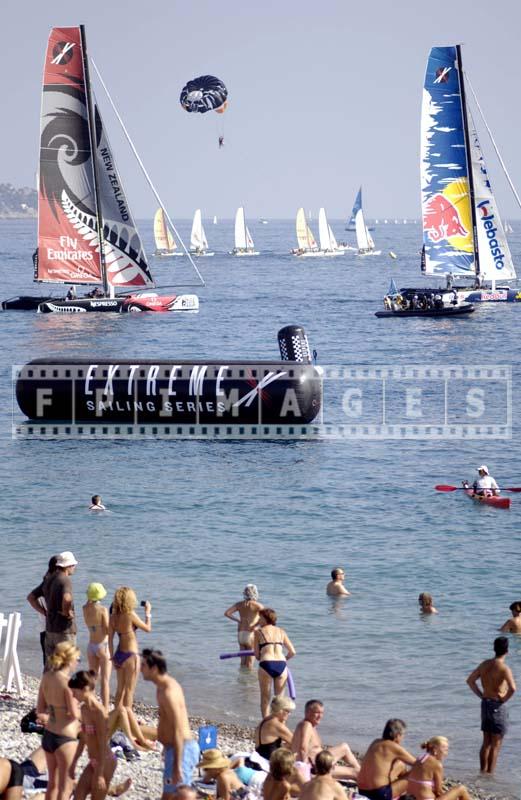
(278, 325, 312, 363)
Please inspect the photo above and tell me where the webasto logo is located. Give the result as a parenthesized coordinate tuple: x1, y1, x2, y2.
(477, 200, 506, 270)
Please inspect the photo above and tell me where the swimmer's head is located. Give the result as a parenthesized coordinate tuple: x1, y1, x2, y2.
(92, 495, 102, 505)
(418, 592, 433, 607)
(509, 601, 521, 615)
(494, 636, 509, 657)
(331, 568, 345, 580)
(382, 719, 407, 741)
(243, 584, 259, 601)
(260, 608, 277, 625)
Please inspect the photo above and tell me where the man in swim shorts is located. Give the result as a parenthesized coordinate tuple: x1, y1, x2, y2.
(292, 700, 360, 780)
(224, 585, 263, 668)
(326, 569, 350, 597)
(140, 648, 199, 798)
(467, 636, 516, 774)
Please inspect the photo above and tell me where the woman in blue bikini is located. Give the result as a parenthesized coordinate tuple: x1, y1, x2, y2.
(36, 641, 81, 800)
(253, 608, 296, 718)
(108, 587, 151, 722)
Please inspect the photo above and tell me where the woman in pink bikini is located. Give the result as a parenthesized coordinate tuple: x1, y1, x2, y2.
(406, 737, 470, 800)
(69, 670, 117, 800)
(83, 583, 111, 710)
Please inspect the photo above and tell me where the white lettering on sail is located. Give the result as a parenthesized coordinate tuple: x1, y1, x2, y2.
(99, 148, 130, 222)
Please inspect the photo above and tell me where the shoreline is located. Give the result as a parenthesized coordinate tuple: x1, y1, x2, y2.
(1, 675, 516, 800)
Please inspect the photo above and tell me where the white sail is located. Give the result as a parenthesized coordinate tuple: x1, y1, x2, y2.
(366, 229, 375, 249)
(318, 208, 332, 250)
(154, 208, 176, 252)
(191, 209, 208, 250)
(468, 110, 516, 281)
(246, 227, 255, 249)
(355, 208, 370, 250)
(328, 225, 338, 250)
(296, 208, 308, 249)
(234, 207, 247, 250)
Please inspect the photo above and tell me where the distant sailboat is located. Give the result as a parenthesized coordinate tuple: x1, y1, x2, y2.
(420, 45, 519, 302)
(231, 207, 259, 256)
(504, 220, 514, 234)
(190, 209, 214, 256)
(353, 193, 381, 256)
(346, 188, 374, 232)
(153, 208, 184, 257)
(317, 208, 342, 255)
(213, 215, 217, 224)
(292, 208, 322, 257)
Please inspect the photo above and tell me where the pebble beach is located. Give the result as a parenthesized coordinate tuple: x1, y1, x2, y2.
(1, 675, 516, 800)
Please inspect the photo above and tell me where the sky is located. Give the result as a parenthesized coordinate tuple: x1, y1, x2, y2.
(1, 0, 521, 219)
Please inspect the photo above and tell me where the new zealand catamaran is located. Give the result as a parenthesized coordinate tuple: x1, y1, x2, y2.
(2, 26, 200, 313)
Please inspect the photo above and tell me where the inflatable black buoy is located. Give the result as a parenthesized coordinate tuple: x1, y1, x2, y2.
(16, 327, 322, 426)
(278, 325, 312, 363)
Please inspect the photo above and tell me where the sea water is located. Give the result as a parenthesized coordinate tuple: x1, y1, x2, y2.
(1, 218, 520, 796)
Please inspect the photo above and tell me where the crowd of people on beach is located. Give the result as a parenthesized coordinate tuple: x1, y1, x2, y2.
(0, 547, 517, 800)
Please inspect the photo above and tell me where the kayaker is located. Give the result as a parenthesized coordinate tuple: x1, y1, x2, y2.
(471, 465, 500, 497)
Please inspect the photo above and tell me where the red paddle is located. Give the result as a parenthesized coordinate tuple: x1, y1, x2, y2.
(435, 484, 521, 493)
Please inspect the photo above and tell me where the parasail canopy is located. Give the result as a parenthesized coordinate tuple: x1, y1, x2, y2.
(180, 75, 228, 114)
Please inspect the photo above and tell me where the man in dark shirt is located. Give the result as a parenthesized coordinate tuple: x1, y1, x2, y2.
(28, 550, 78, 661)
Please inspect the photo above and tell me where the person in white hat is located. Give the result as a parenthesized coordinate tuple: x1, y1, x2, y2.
(473, 466, 500, 497)
(38, 551, 78, 660)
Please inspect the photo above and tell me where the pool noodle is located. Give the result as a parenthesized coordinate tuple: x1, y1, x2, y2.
(287, 667, 296, 700)
(219, 650, 255, 659)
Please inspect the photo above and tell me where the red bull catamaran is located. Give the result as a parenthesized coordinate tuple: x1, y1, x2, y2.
(417, 45, 520, 303)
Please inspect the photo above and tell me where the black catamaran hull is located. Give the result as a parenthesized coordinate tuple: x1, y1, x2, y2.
(38, 298, 128, 314)
(375, 304, 474, 318)
(2, 296, 57, 311)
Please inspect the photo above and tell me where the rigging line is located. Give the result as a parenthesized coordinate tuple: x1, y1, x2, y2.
(465, 71, 521, 213)
(91, 59, 206, 287)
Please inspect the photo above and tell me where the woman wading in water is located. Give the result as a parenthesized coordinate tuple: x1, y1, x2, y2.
(253, 608, 296, 718)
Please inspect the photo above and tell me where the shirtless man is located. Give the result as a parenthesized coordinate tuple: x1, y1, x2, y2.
(300, 751, 346, 800)
(358, 719, 416, 800)
(224, 585, 263, 668)
(140, 649, 200, 797)
(90, 495, 106, 511)
(326, 569, 350, 597)
(292, 700, 360, 780)
(466, 636, 516, 774)
(499, 602, 521, 633)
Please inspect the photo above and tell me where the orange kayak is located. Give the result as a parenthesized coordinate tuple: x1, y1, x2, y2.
(464, 489, 510, 510)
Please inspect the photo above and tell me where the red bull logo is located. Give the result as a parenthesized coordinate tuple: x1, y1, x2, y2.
(423, 194, 468, 243)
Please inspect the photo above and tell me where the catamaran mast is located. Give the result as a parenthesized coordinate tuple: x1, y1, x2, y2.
(456, 44, 480, 279)
(80, 25, 109, 297)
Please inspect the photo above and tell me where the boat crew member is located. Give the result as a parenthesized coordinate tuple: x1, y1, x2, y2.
(472, 465, 500, 497)
(88, 287, 104, 298)
(474, 273, 484, 289)
(446, 272, 454, 289)
(218, 136, 224, 148)
(66, 286, 77, 301)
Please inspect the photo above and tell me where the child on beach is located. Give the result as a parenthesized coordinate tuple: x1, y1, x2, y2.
(68, 670, 117, 800)
(418, 593, 438, 614)
(83, 583, 111, 710)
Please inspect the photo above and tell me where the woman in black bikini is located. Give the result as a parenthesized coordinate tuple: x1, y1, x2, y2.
(253, 608, 296, 718)
(36, 641, 80, 800)
(255, 696, 295, 761)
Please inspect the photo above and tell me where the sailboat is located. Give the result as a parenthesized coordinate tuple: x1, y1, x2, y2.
(231, 207, 259, 255)
(353, 192, 381, 256)
(213, 215, 218, 224)
(345, 188, 374, 232)
(190, 209, 214, 256)
(292, 208, 322, 257)
(420, 45, 519, 302)
(317, 208, 342, 255)
(2, 26, 198, 313)
(504, 220, 514, 234)
(153, 208, 184, 257)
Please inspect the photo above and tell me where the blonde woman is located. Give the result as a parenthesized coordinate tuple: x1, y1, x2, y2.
(254, 609, 296, 718)
(255, 696, 295, 760)
(407, 737, 470, 800)
(83, 583, 111, 710)
(108, 587, 152, 749)
(68, 670, 116, 800)
(36, 641, 80, 800)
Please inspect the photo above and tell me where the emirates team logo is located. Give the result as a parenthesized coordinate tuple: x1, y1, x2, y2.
(51, 41, 75, 65)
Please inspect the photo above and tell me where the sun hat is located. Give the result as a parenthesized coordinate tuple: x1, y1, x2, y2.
(198, 749, 230, 770)
(55, 551, 78, 568)
(87, 582, 107, 602)
(478, 465, 489, 474)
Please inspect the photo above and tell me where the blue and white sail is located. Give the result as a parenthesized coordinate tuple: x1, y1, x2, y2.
(420, 45, 515, 282)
